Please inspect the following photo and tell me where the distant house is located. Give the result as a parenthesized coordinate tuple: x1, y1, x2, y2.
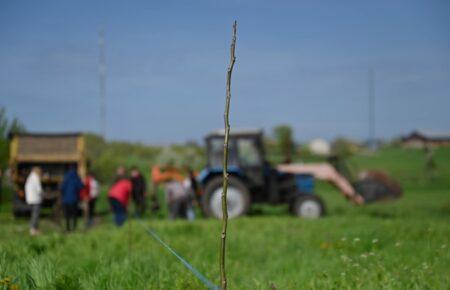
(402, 130, 450, 148)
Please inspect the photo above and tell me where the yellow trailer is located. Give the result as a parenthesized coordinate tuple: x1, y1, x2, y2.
(9, 132, 86, 216)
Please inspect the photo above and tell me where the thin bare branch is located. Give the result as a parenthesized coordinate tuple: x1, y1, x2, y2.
(220, 20, 237, 290)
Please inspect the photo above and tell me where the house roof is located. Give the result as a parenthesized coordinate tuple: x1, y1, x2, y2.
(8, 132, 82, 139)
(403, 130, 450, 142)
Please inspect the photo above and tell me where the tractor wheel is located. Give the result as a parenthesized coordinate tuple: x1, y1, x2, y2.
(291, 195, 325, 219)
(202, 176, 250, 219)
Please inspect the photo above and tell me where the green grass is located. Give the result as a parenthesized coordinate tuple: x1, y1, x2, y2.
(1, 146, 450, 289)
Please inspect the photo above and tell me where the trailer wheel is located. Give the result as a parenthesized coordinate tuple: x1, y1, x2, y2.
(291, 195, 325, 219)
(202, 176, 250, 219)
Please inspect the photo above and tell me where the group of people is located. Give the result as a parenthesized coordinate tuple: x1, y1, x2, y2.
(152, 165, 198, 220)
(108, 165, 197, 226)
(23, 163, 196, 235)
(25, 166, 99, 235)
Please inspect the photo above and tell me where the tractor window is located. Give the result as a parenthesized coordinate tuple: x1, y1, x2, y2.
(209, 138, 238, 168)
(237, 139, 262, 167)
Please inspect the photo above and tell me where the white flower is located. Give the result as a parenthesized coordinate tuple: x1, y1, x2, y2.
(353, 237, 360, 242)
(372, 239, 378, 244)
(340, 255, 350, 262)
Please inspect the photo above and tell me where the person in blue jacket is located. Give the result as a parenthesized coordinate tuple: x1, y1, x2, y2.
(61, 167, 84, 232)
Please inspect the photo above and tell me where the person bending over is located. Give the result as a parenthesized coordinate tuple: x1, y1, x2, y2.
(108, 174, 132, 227)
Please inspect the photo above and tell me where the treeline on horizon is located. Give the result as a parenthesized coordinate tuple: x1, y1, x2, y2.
(84, 126, 385, 182)
(0, 106, 402, 182)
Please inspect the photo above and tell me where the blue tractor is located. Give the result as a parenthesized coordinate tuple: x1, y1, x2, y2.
(198, 129, 326, 219)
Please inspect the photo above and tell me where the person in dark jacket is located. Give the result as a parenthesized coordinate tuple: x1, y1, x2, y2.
(130, 167, 147, 217)
(61, 168, 84, 232)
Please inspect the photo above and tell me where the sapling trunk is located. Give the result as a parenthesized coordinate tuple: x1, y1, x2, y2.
(220, 20, 237, 290)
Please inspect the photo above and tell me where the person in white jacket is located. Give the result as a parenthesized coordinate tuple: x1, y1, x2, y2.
(25, 167, 43, 235)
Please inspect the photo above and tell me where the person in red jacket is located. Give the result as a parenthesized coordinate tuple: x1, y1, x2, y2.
(80, 172, 100, 228)
(108, 174, 132, 227)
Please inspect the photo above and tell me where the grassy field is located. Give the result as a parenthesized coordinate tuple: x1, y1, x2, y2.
(1, 146, 449, 289)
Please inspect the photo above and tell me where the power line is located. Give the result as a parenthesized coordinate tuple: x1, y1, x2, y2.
(98, 28, 106, 138)
(368, 68, 375, 148)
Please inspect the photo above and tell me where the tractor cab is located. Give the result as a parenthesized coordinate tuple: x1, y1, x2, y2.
(205, 129, 266, 189)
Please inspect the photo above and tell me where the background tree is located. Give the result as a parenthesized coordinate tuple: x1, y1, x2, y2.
(0, 108, 27, 169)
(331, 137, 361, 158)
(273, 125, 295, 163)
(8, 117, 26, 135)
(0, 108, 9, 169)
(0, 107, 26, 204)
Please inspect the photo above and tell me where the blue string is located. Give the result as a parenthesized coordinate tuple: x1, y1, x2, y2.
(141, 222, 220, 290)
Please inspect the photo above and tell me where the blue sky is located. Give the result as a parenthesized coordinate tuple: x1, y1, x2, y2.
(1, 0, 449, 143)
